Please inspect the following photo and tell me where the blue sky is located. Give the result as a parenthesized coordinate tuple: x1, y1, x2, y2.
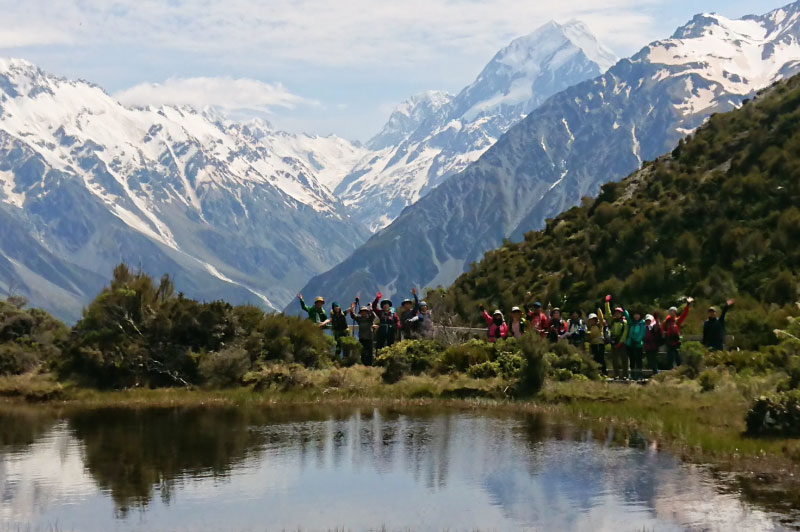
(0, 0, 790, 141)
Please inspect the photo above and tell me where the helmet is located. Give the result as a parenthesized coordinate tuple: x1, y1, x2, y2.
(380, 299, 393, 308)
(645, 314, 654, 322)
(493, 309, 503, 316)
(511, 306, 521, 313)
(360, 306, 371, 313)
(314, 296, 325, 303)
(419, 301, 429, 308)
(402, 298, 413, 305)
(587, 313, 598, 320)
(533, 301, 542, 308)
(668, 306, 678, 313)
(614, 307, 624, 314)
(331, 301, 340, 309)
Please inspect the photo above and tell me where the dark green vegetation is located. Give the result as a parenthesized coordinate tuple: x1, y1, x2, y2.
(439, 75, 800, 350)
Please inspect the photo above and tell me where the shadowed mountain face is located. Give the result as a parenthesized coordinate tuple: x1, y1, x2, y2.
(0, 59, 369, 322)
(294, 1, 800, 309)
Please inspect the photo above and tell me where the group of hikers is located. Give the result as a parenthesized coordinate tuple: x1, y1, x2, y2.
(297, 289, 433, 366)
(480, 293, 735, 380)
(297, 290, 735, 380)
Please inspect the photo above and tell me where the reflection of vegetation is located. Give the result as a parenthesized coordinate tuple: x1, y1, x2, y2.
(0, 405, 58, 451)
(68, 407, 268, 514)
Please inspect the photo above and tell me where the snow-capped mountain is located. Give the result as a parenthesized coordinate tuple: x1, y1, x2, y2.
(295, 1, 800, 308)
(338, 20, 617, 231)
(0, 58, 369, 322)
(367, 91, 453, 151)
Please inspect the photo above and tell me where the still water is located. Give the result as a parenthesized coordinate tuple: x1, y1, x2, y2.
(0, 404, 797, 532)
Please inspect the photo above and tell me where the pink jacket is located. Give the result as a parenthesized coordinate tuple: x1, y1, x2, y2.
(482, 310, 509, 343)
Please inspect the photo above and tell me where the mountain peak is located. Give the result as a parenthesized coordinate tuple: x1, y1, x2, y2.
(451, 19, 616, 123)
(366, 90, 453, 150)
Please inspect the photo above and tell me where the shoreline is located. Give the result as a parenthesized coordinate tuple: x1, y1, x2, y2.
(3, 371, 799, 504)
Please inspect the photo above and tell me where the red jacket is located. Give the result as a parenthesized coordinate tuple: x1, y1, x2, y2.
(482, 311, 509, 343)
(526, 310, 549, 337)
(662, 305, 689, 348)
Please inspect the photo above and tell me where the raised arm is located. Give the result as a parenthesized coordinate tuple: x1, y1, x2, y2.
(604, 295, 612, 321)
(411, 287, 420, 312)
(678, 297, 693, 325)
(297, 294, 310, 314)
(619, 319, 629, 345)
(371, 291, 382, 313)
(480, 306, 492, 326)
(721, 298, 734, 322)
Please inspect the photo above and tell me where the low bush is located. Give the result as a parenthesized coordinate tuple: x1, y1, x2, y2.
(745, 390, 800, 437)
(338, 336, 362, 367)
(698, 369, 721, 392)
(517, 333, 548, 396)
(0, 343, 41, 376)
(376, 340, 442, 383)
(495, 351, 524, 379)
(546, 344, 602, 381)
(678, 341, 707, 379)
(706, 350, 772, 375)
(243, 363, 310, 391)
(198, 347, 250, 388)
(438, 339, 492, 373)
(777, 356, 800, 392)
(467, 361, 500, 379)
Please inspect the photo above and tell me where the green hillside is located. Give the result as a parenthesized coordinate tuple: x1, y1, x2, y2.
(441, 74, 800, 348)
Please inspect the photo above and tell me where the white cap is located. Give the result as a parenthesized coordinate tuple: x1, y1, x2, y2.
(587, 313, 598, 320)
(645, 314, 654, 322)
(511, 306, 521, 312)
(493, 309, 503, 316)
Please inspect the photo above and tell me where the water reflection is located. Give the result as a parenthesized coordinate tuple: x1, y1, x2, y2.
(0, 405, 797, 531)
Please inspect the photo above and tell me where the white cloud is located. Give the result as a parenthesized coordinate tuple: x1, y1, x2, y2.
(0, 0, 661, 66)
(114, 77, 314, 113)
(0, 27, 72, 48)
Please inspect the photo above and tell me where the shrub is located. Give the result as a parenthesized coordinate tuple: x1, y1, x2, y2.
(243, 363, 309, 391)
(705, 350, 771, 374)
(745, 390, 800, 437)
(0, 343, 40, 376)
(517, 333, 548, 396)
(678, 341, 707, 379)
(198, 347, 251, 388)
(467, 361, 500, 379)
(438, 339, 492, 373)
(495, 352, 525, 379)
(376, 340, 441, 383)
(553, 368, 574, 381)
(380, 350, 410, 384)
(777, 355, 800, 392)
(698, 369, 721, 392)
(338, 336, 362, 367)
(547, 344, 601, 380)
